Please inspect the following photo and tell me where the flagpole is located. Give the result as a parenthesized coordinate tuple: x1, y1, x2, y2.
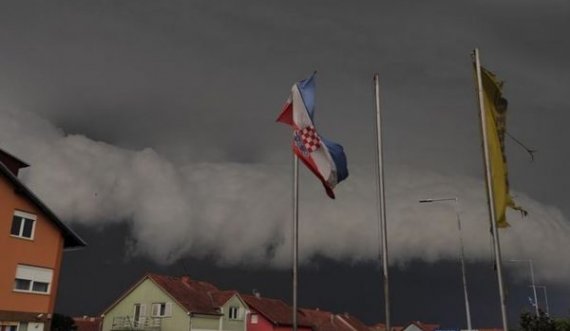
(373, 73, 391, 331)
(292, 154, 299, 331)
(473, 48, 509, 331)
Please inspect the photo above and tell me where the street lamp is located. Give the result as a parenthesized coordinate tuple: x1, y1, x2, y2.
(509, 259, 539, 316)
(419, 197, 472, 330)
(529, 285, 549, 316)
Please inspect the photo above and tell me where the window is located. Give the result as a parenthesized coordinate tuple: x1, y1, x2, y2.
(13, 265, 53, 294)
(250, 314, 258, 324)
(151, 303, 172, 317)
(133, 303, 147, 327)
(10, 211, 37, 240)
(0, 323, 19, 331)
(228, 306, 241, 320)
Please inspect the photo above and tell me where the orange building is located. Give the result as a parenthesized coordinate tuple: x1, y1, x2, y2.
(0, 149, 86, 331)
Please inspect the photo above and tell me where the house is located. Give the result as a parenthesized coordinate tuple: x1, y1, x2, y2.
(241, 293, 312, 331)
(0, 148, 86, 331)
(73, 316, 102, 331)
(101, 274, 249, 331)
(400, 322, 440, 331)
(299, 308, 368, 331)
(370, 323, 403, 331)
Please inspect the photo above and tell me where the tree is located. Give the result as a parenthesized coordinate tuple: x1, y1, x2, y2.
(554, 317, 570, 331)
(520, 310, 556, 331)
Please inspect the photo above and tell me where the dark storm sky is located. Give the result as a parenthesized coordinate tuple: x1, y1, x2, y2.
(1, 0, 569, 327)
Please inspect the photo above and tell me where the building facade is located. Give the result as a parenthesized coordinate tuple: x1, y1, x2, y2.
(0, 149, 86, 331)
(101, 274, 249, 331)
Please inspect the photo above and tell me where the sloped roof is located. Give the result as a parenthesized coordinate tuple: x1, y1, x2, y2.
(336, 313, 371, 331)
(371, 323, 404, 331)
(211, 290, 239, 306)
(0, 151, 85, 249)
(0, 149, 29, 175)
(73, 317, 101, 331)
(148, 274, 222, 315)
(300, 309, 354, 331)
(403, 321, 440, 331)
(242, 294, 312, 328)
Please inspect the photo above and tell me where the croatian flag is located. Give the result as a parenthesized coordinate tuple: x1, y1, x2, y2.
(276, 72, 348, 199)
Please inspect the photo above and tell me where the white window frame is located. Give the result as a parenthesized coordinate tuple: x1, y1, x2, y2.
(10, 211, 37, 240)
(13, 265, 53, 295)
(0, 322, 20, 331)
(133, 303, 147, 327)
(250, 314, 258, 324)
(151, 302, 172, 317)
(228, 306, 240, 320)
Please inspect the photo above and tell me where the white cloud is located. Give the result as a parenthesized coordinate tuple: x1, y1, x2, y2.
(1, 108, 569, 283)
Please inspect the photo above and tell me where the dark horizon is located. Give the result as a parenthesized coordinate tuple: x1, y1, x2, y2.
(1, 0, 569, 327)
(56, 223, 570, 327)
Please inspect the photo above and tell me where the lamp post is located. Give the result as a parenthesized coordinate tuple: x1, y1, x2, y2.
(419, 197, 472, 330)
(530, 285, 549, 316)
(510, 259, 539, 316)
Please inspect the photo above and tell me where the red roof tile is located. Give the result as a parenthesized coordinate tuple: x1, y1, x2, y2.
(73, 317, 101, 331)
(300, 309, 354, 331)
(242, 294, 312, 328)
(336, 313, 371, 331)
(404, 321, 440, 331)
(148, 274, 222, 315)
(371, 324, 404, 331)
(211, 290, 239, 306)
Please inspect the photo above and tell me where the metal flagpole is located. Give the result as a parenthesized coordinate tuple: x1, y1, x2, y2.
(534, 285, 549, 316)
(473, 48, 509, 331)
(292, 155, 299, 331)
(453, 198, 473, 331)
(373, 73, 391, 331)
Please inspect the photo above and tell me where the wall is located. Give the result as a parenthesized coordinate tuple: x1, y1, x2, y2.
(102, 278, 191, 331)
(0, 174, 64, 314)
(220, 296, 247, 331)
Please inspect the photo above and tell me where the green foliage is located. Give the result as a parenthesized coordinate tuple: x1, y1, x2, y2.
(519, 310, 570, 331)
(554, 317, 570, 331)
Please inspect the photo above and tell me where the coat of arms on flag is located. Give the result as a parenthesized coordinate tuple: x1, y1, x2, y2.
(276, 72, 348, 199)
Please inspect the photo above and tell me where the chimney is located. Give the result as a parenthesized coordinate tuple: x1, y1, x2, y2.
(0, 149, 29, 177)
(181, 276, 191, 287)
(252, 289, 261, 298)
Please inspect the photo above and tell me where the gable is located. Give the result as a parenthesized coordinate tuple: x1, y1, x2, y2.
(220, 294, 248, 310)
(103, 278, 186, 316)
(403, 324, 423, 331)
(0, 161, 85, 248)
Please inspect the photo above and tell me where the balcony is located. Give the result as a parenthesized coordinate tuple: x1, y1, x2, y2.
(111, 316, 162, 331)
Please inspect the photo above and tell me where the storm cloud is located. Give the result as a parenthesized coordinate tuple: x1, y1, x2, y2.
(1, 108, 568, 283)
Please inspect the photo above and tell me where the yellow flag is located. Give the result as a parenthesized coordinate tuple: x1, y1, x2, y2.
(480, 67, 527, 227)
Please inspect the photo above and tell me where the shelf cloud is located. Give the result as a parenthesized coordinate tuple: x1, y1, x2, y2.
(2, 108, 568, 283)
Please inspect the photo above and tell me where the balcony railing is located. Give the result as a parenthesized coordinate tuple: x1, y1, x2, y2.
(111, 316, 162, 330)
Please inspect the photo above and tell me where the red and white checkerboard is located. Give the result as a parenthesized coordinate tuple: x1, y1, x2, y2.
(298, 125, 321, 153)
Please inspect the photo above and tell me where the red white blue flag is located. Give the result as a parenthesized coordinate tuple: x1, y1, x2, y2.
(276, 72, 348, 199)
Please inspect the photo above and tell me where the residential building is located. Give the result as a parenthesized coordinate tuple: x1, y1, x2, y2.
(400, 322, 440, 331)
(73, 316, 102, 331)
(299, 309, 367, 331)
(370, 323, 404, 331)
(0, 148, 86, 331)
(241, 293, 312, 331)
(371, 321, 440, 331)
(101, 274, 249, 331)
